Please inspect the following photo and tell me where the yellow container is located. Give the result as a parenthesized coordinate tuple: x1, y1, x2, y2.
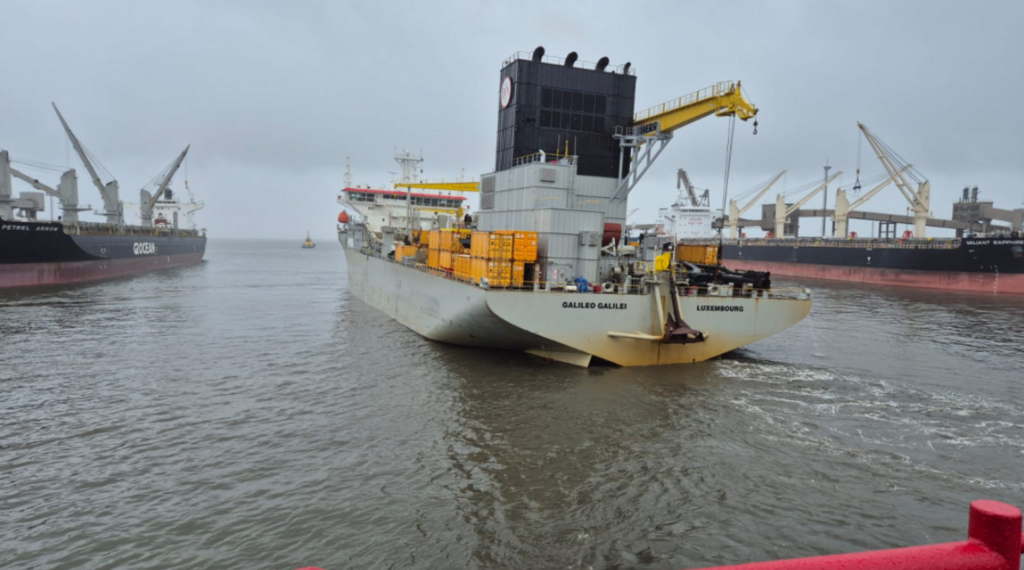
(471, 231, 490, 258)
(513, 231, 538, 262)
(427, 248, 440, 269)
(404, 245, 418, 259)
(453, 254, 471, 281)
(394, 246, 404, 262)
(512, 261, 526, 287)
(439, 250, 453, 269)
(488, 260, 512, 287)
(471, 258, 488, 284)
(489, 232, 514, 260)
(429, 229, 441, 251)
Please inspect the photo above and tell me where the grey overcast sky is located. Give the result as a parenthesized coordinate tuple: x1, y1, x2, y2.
(2, 0, 1021, 239)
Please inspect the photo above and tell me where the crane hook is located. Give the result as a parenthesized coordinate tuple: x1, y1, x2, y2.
(753, 119, 758, 135)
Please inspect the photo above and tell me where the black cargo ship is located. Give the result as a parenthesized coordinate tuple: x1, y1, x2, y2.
(717, 235, 1024, 294)
(0, 219, 206, 288)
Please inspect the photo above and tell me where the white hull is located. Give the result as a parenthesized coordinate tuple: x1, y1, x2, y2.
(342, 239, 811, 367)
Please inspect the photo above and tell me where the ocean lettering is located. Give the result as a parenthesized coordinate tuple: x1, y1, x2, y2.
(133, 242, 157, 255)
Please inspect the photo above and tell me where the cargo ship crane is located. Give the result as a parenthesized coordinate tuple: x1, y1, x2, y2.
(833, 166, 910, 237)
(7, 161, 90, 224)
(52, 103, 122, 226)
(775, 171, 843, 237)
(140, 145, 190, 228)
(727, 170, 786, 238)
(858, 122, 930, 237)
(612, 81, 758, 201)
(678, 168, 709, 207)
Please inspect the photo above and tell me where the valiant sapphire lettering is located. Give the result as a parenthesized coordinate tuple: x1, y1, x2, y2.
(562, 301, 628, 310)
(697, 305, 744, 312)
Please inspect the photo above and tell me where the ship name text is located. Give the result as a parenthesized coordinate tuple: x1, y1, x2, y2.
(133, 242, 157, 255)
(965, 239, 1023, 246)
(562, 301, 628, 310)
(697, 305, 744, 312)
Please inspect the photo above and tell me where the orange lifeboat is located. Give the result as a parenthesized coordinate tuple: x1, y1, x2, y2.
(338, 211, 350, 224)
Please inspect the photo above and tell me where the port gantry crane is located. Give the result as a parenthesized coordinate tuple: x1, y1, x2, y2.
(856, 122, 930, 238)
(726, 170, 787, 238)
(139, 145, 190, 228)
(612, 81, 759, 201)
(53, 103, 123, 226)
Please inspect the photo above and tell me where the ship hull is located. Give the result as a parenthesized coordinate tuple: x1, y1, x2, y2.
(343, 243, 811, 367)
(721, 237, 1024, 294)
(1, 219, 206, 289)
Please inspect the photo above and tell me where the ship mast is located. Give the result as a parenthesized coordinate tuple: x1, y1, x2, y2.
(394, 149, 423, 238)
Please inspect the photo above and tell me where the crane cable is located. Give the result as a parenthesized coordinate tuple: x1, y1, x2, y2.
(717, 114, 737, 265)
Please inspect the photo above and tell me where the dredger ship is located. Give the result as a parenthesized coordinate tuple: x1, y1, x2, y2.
(337, 47, 811, 367)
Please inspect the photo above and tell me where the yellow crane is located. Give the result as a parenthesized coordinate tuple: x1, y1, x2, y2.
(613, 81, 758, 200)
(392, 180, 479, 193)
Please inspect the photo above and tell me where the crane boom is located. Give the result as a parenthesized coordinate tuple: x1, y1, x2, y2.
(857, 123, 930, 237)
(10, 168, 61, 198)
(393, 180, 479, 193)
(633, 81, 758, 136)
(52, 103, 121, 225)
(141, 146, 190, 227)
(728, 170, 786, 238)
(612, 81, 758, 201)
(774, 172, 842, 237)
(677, 169, 700, 206)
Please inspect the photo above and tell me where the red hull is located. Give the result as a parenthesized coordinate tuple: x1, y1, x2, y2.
(0, 253, 204, 289)
(723, 258, 1024, 295)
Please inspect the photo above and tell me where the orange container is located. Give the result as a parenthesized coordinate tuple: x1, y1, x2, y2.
(512, 261, 525, 287)
(487, 260, 512, 287)
(512, 231, 538, 262)
(428, 229, 441, 250)
(439, 250, 453, 269)
(404, 245, 418, 259)
(470, 231, 490, 258)
(488, 232, 514, 260)
(471, 258, 488, 284)
(394, 245, 405, 262)
(427, 248, 440, 268)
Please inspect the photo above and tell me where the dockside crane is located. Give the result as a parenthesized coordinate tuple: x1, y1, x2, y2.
(140, 146, 190, 228)
(52, 103, 122, 226)
(612, 81, 758, 201)
(857, 123, 930, 237)
(727, 170, 786, 238)
(774, 171, 843, 237)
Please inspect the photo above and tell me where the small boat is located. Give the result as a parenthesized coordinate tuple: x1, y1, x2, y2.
(301, 231, 316, 249)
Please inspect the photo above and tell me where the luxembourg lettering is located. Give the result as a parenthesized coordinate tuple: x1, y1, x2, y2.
(697, 305, 744, 312)
(133, 242, 157, 255)
(562, 301, 628, 310)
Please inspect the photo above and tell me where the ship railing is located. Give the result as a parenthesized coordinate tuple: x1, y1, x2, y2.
(502, 51, 635, 75)
(708, 237, 961, 250)
(512, 152, 577, 168)
(63, 220, 202, 238)
(634, 81, 736, 123)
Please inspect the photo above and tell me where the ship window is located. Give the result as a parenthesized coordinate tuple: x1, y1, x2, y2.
(582, 115, 594, 132)
(552, 89, 563, 109)
(584, 93, 595, 113)
(540, 109, 551, 127)
(572, 91, 583, 111)
(541, 88, 553, 108)
(571, 113, 582, 131)
(561, 90, 572, 110)
(595, 95, 606, 114)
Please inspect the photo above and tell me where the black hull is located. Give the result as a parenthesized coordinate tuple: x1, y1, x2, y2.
(1, 219, 206, 288)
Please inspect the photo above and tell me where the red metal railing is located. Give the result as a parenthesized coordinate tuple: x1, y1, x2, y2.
(679, 501, 1021, 570)
(293, 501, 1022, 570)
